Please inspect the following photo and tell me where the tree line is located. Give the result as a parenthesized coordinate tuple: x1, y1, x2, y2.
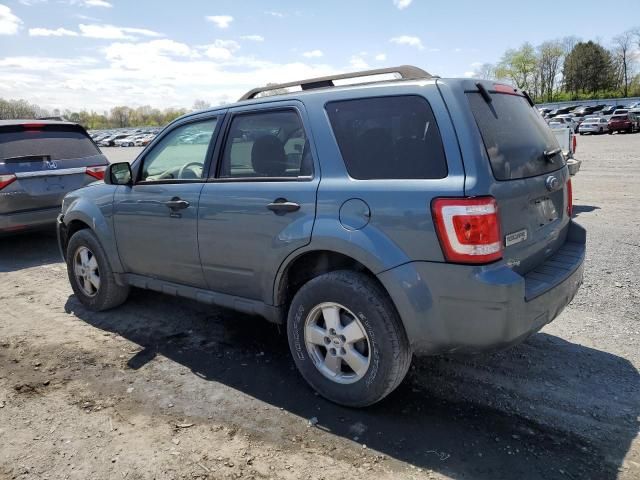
(476, 30, 640, 103)
(0, 99, 215, 130)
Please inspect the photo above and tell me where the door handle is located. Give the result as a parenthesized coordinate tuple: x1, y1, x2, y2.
(267, 198, 301, 215)
(165, 197, 190, 210)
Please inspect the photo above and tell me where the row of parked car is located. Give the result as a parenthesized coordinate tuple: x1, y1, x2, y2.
(540, 103, 640, 135)
(89, 128, 162, 147)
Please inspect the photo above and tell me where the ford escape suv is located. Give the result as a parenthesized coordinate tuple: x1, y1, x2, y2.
(57, 66, 585, 407)
(1, 120, 108, 233)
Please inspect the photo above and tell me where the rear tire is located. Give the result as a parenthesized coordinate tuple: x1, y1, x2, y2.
(66, 229, 129, 311)
(287, 270, 411, 407)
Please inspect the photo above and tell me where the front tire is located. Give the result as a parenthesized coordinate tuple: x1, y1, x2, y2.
(287, 271, 411, 407)
(67, 229, 130, 311)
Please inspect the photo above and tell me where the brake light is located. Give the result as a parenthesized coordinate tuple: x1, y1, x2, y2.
(22, 123, 45, 130)
(493, 84, 519, 95)
(85, 165, 107, 180)
(431, 197, 503, 264)
(567, 179, 573, 217)
(0, 174, 17, 190)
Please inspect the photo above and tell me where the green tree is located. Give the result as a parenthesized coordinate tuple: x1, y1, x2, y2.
(537, 41, 564, 102)
(495, 43, 539, 93)
(563, 41, 615, 97)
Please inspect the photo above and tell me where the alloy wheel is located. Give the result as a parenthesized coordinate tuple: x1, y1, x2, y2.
(74, 246, 100, 297)
(304, 302, 371, 384)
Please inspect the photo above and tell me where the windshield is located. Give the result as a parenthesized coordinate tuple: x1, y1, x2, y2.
(467, 92, 565, 180)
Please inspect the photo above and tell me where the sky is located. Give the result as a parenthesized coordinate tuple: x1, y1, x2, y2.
(1, 0, 639, 112)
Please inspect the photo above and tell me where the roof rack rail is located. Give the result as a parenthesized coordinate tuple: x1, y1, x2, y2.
(239, 65, 432, 101)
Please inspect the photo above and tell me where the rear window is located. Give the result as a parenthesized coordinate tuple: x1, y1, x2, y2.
(326, 95, 447, 180)
(0, 124, 100, 161)
(611, 115, 627, 121)
(467, 92, 565, 180)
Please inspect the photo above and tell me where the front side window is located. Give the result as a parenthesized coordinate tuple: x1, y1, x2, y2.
(326, 95, 448, 180)
(219, 110, 311, 178)
(140, 118, 217, 182)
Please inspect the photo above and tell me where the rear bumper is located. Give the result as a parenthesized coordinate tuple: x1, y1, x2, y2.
(378, 221, 586, 355)
(0, 207, 60, 233)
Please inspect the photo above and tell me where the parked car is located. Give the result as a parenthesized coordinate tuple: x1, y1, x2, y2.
(608, 114, 639, 134)
(550, 124, 580, 176)
(57, 66, 584, 407)
(601, 105, 627, 117)
(573, 105, 599, 116)
(134, 134, 156, 146)
(550, 115, 579, 132)
(98, 134, 129, 147)
(579, 116, 609, 135)
(0, 120, 108, 234)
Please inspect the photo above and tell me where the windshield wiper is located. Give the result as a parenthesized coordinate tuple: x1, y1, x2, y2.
(476, 83, 492, 104)
(543, 148, 562, 163)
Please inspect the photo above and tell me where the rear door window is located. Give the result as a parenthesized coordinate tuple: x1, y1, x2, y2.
(219, 109, 311, 179)
(467, 92, 565, 180)
(0, 124, 100, 162)
(326, 95, 447, 180)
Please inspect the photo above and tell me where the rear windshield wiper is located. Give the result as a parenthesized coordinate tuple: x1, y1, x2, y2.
(476, 83, 492, 104)
(543, 148, 562, 163)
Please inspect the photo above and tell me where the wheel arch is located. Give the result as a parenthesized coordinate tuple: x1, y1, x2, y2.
(62, 198, 124, 273)
(274, 248, 396, 317)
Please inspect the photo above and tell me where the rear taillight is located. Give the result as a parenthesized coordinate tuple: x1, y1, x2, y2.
(572, 134, 577, 153)
(0, 174, 17, 190)
(85, 165, 107, 180)
(431, 197, 503, 264)
(567, 179, 573, 217)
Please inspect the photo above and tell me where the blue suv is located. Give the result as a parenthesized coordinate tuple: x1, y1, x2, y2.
(57, 66, 585, 406)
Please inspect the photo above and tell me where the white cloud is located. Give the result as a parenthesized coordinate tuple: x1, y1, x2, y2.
(390, 35, 424, 50)
(81, 0, 112, 6)
(206, 15, 233, 29)
(71, 0, 112, 7)
(375, 53, 387, 61)
(463, 71, 475, 78)
(0, 5, 22, 35)
(21, 0, 112, 5)
(392, 0, 413, 9)
(201, 39, 240, 60)
(240, 35, 264, 42)
(29, 27, 79, 37)
(302, 49, 323, 58)
(350, 56, 369, 69)
(79, 23, 163, 40)
(0, 40, 338, 112)
(265, 11, 285, 18)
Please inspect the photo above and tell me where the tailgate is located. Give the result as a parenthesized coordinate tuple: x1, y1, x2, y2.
(0, 123, 107, 214)
(465, 83, 571, 275)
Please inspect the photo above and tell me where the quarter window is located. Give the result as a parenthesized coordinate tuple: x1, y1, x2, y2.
(326, 95, 448, 180)
(140, 118, 217, 182)
(219, 110, 311, 178)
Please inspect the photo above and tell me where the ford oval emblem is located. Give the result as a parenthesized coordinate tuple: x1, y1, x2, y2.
(545, 175, 559, 191)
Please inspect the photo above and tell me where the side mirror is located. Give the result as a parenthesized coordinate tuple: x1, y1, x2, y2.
(106, 162, 133, 185)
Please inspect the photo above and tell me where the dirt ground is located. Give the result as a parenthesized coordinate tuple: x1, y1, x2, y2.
(1, 137, 638, 480)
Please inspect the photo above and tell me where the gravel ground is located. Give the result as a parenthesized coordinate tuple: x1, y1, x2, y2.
(0, 137, 638, 480)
